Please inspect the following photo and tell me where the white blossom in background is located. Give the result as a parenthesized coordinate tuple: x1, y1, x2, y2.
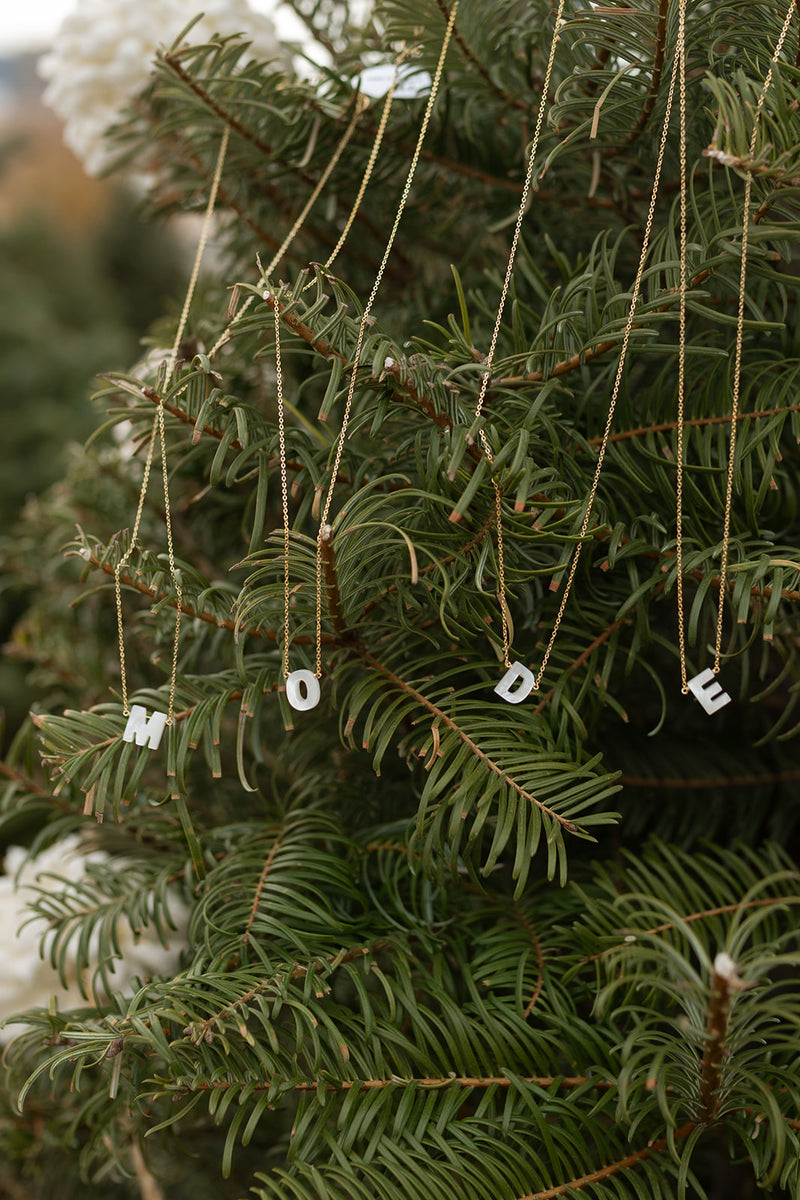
(0, 836, 189, 1043)
(40, 0, 283, 175)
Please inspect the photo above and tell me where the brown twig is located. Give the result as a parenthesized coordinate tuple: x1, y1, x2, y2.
(698, 954, 742, 1122)
(361, 650, 582, 834)
(319, 525, 350, 637)
(182, 1073, 606, 1093)
(516, 1122, 696, 1199)
(605, 0, 669, 156)
(512, 903, 545, 1019)
(241, 830, 284, 947)
(432, 0, 531, 112)
(81, 553, 332, 646)
(587, 401, 800, 446)
(532, 617, 629, 716)
(581, 896, 800, 964)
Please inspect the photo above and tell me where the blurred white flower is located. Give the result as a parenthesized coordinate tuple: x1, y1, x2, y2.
(0, 835, 189, 1042)
(40, 0, 282, 175)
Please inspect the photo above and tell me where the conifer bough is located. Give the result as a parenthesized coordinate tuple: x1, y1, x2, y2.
(1, 2, 800, 1198)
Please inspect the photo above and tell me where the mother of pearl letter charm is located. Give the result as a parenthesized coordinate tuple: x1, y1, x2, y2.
(286, 669, 321, 711)
(494, 660, 536, 705)
(687, 667, 731, 715)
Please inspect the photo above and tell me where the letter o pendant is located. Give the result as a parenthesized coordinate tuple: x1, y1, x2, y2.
(286, 669, 321, 711)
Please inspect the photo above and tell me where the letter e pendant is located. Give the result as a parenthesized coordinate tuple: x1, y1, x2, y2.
(687, 668, 731, 715)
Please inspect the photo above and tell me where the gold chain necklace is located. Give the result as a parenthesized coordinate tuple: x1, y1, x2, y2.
(271, 6, 461, 711)
(116, 125, 230, 751)
(114, 68, 400, 737)
(493, 3, 681, 705)
(677, 0, 795, 716)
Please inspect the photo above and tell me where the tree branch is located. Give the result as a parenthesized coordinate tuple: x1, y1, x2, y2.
(605, 0, 669, 157)
(361, 650, 582, 834)
(432, 0, 531, 112)
(588, 401, 800, 446)
(515, 1122, 696, 1199)
(582, 896, 800, 964)
(698, 954, 743, 1122)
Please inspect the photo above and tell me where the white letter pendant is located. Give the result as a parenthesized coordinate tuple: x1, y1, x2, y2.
(494, 660, 536, 705)
(123, 705, 168, 749)
(286, 669, 321, 712)
(687, 668, 731, 715)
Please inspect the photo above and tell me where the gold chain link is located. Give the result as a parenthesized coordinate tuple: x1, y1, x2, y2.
(208, 92, 376, 360)
(313, 4, 461, 678)
(532, 10, 682, 690)
(115, 124, 229, 721)
(471, 0, 566, 670)
(675, 0, 689, 692)
(269, 61, 408, 678)
(676, 0, 795, 684)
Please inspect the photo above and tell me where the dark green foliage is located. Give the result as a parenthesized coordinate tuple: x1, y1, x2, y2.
(1, 1, 800, 1197)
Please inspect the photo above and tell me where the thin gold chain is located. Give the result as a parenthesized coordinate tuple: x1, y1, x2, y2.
(675, 0, 689, 692)
(676, 0, 795, 683)
(532, 12, 682, 690)
(712, 1, 795, 672)
(207, 93, 374, 360)
(273, 297, 292, 679)
(268, 65, 405, 678)
(114, 125, 230, 721)
(313, 5, 460, 678)
(471, 0, 566, 669)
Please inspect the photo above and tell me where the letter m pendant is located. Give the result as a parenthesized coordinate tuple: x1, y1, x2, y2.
(123, 705, 168, 749)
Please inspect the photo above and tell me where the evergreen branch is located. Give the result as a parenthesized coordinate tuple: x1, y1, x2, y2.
(241, 828, 285, 948)
(698, 954, 743, 1122)
(621, 768, 800, 788)
(432, 0, 531, 112)
(496, 254, 755, 389)
(703, 144, 800, 187)
(319, 526, 351, 637)
(280, 0, 337, 57)
(361, 650, 581, 833)
(161, 52, 279, 163)
(81, 553, 330, 644)
(189, 940, 395, 1041)
(0, 759, 60, 802)
(262, 290, 456, 436)
(357, 507, 497, 620)
(180, 1074, 607, 1093)
(512, 903, 545, 1018)
(111, 377, 348, 486)
(588, 401, 800, 446)
(145, 120, 291, 255)
(532, 617, 630, 716)
(606, 0, 669, 157)
(583, 896, 800, 963)
(515, 1122, 696, 1199)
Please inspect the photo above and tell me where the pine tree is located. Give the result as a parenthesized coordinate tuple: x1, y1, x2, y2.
(2, 2, 800, 1197)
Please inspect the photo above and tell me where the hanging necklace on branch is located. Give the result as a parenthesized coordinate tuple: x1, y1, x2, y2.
(675, 0, 796, 716)
(271, 6, 461, 711)
(116, 126, 230, 751)
(493, 1, 683, 705)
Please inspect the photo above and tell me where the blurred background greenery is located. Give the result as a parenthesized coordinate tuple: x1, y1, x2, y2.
(0, 52, 183, 738)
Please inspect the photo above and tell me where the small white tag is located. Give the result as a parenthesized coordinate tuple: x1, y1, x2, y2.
(494, 660, 536, 705)
(355, 63, 433, 100)
(286, 669, 321, 711)
(122, 705, 167, 749)
(687, 668, 731, 715)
